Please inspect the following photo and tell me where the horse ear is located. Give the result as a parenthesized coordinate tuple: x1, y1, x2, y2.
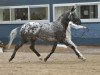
(71, 6, 76, 12)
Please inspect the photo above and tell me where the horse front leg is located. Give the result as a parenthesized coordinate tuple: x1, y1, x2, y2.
(44, 42, 57, 62)
(30, 40, 42, 61)
(9, 41, 25, 62)
(64, 39, 86, 61)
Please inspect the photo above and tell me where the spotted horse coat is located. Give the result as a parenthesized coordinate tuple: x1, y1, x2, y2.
(20, 21, 66, 42)
(8, 7, 87, 62)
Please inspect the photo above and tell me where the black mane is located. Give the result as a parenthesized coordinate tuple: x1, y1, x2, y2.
(61, 12, 70, 29)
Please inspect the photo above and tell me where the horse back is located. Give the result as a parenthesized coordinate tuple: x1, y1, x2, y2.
(20, 22, 41, 36)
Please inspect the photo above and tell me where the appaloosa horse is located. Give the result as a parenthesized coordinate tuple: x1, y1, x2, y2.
(8, 7, 86, 62)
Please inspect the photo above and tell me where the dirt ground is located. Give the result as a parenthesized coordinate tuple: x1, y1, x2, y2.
(0, 45, 100, 75)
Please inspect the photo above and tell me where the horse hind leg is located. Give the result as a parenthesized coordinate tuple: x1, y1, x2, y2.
(64, 39, 86, 61)
(29, 39, 42, 61)
(44, 42, 57, 62)
(9, 40, 27, 62)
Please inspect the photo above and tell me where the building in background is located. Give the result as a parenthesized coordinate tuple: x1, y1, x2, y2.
(0, 0, 100, 45)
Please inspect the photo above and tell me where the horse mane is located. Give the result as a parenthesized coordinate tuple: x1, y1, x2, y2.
(56, 12, 70, 30)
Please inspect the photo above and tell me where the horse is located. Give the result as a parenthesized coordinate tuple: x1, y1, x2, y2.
(44, 21, 87, 62)
(8, 7, 86, 62)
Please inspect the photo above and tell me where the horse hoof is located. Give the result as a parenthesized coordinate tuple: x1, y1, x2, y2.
(9, 59, 12, 62)
(78, 57, 86, 61)
(44, 58, 47, 62)
(82, 58, 86, 61)
(39, 56, 43, 61)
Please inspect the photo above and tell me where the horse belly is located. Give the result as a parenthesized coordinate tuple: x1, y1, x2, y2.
(42, 37, 57, 41)
(38, 31, 57, 42)
(38, 31, 65, 42)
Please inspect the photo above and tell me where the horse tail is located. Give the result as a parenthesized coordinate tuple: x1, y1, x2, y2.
(8, 27, 20, 48)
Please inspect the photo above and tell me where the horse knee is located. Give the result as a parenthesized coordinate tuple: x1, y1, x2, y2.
(15, 43, 23, 50)
(69, 45, 75, 50)
(51, 50, 54, 54)
(69, 45, 80, 57)
(15, 44, 20, 50)
(30, 46, 32, 49)
(30, 46, 34, 49)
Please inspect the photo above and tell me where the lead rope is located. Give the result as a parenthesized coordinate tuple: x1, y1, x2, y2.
(80, 27, 89, 38)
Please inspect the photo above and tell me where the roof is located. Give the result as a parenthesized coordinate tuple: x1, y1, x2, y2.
(0, 0, 100, 6)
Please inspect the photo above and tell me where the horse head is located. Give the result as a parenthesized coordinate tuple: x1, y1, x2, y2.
(57, 6, 81, 30)
(68, 6, 81, 25)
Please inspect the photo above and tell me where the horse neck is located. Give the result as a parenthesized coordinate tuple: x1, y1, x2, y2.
(56, 16, 63, 22)
(53, 19, 67, 33)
